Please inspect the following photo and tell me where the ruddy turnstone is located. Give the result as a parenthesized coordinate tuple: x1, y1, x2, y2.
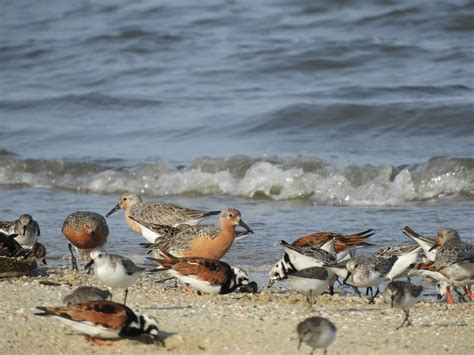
(149, 247, 249, 297)
(0, 214, 40, 249)
(35, 300, 161, 346)
(292, 229, 374, 261)
(85, 250, 145, 305)
(151, 208, 253, 260)
(62, 211, 109, 271)
(63, 286, 112, 306)
(296, 316, 337, 355)
(383, 280, 423, 329)
(105, 192, 220, 238)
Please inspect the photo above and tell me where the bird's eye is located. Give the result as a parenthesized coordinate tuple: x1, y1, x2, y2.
(98, 254, 102, 258)
(123, 197, 127, 201)
(228, 214, 233, 218)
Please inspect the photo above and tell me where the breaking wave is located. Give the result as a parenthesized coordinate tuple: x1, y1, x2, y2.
(0, 150, 472, 206)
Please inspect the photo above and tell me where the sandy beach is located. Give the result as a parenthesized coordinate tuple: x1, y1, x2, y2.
(0, 267, 472, 354)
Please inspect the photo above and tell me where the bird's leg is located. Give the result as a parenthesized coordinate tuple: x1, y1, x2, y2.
(123, 289, 128, 305)
(353, 286, 362, 297)
(465, 285, 473, 300)
(68, 243, 78, 272)
(84, 335, 113, 347)
(396, 309, 411, 330)
(183, 283, 196, 298)
(446, 286, 455, 304)
(306, 290, 313, 310)
(368, 288, 379, 304)
(328, 284, 334, 296)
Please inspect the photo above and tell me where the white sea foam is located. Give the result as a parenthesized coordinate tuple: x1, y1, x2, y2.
(0, 152, 472, 206)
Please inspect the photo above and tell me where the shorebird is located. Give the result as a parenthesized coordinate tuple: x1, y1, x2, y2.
(383, 281, 423, 329)
(285, 267, 330, 307)
(149, 247, 249, 297)
(62, 211, 109, 271)
(429, 228, 474, 303)
(0, 231, 47, 264)
(85, 250, 145, 305)
(0, 214, 40, 249)
(344, 255, 397, 303)
(372, 244, 421, 280)
(403, 226, 437, 261)
(105, 192, 220, 241)
(35, 300, 161, 346)
(267, 240, 336, 288)
(292, 229, 374, 261)
(63, 286, 112, 306)
(151, 208, 253, 260)
(296, 316, 337, 355)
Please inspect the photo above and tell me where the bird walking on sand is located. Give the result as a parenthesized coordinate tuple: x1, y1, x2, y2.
(149, 208, 253, 260)
(0, 214, 40, 249)
(63, 286, 112, 306)
(62, 211, 109, 271)
(35, 300, 161, 346)
(85, 250, 145, 305)
(296, 316, 337, 355)
(383, 280, 423, 329)
(105, 192, 220, 242)
(149, 247, 249, 297)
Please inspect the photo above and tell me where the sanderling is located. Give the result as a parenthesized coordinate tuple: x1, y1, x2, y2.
(296, 316, 337, 355)
(86, 250, 145, 305)
(383, 280, 423, 329)
(0, 214, 40, 249)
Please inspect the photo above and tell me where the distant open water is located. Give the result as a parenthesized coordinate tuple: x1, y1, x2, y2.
(0, 1, 473, 293)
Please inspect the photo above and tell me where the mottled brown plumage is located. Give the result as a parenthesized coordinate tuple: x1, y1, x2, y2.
(292, 229, 374, 252)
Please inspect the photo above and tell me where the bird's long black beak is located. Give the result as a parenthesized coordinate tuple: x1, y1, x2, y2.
(105, 204, 121, 217)
(84, 259, 94, 271)
(343, 271, 352, 284)
(429, 242, 440, 252)
(23, 225, 27, 235)
(238, 219, 254, 234)
(391, 296, 394, 308)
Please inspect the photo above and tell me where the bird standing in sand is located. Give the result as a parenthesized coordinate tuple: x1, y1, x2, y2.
(383, 280, 423, 329)
(85, 250, 145, 305)
(62, 211, 109, 271)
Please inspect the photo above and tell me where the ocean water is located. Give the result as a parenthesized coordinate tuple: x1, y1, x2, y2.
(0, 1, 473, 288)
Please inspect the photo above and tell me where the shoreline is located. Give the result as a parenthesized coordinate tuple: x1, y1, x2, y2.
(0, 268, 472, 354)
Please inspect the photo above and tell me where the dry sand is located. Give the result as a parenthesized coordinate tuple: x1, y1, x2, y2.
(0, 267, 472, 354)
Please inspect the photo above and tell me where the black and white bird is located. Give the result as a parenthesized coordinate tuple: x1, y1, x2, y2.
(35, 300, 161, 346)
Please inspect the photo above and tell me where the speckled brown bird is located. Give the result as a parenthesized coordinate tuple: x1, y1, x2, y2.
(292, 229, 374, 252)
(105, 192, 220, 242)
(62, 211, 109, 271)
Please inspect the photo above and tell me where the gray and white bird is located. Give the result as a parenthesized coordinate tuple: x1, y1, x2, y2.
(286, 267, 331, 307)
(85, 250, 145, 305)
(296, 316, 337, 355)
(383, 280, 423, 329)
(63, 286, 112, 306)
(0, 214, 40, 249)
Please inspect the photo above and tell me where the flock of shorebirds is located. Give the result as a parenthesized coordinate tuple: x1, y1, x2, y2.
(1, 191, 473, 353)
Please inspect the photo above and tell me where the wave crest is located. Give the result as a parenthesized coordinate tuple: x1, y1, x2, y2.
(0, 152, 472, 206)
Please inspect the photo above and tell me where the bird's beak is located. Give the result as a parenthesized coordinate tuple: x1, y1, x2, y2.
(390, 296, 394, 308)
(343, 271, 352, 284)
(297, 338, 302, 350)
(84, 259, 94, 270)
(42, 258, 47, 265)
(238, 219, 254, 234)
(429, 242, 440, 252)
(23, 225, 27, 235)
(105, 204, 121, 217)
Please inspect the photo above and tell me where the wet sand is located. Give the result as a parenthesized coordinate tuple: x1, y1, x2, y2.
(0, 268, 472, 354)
